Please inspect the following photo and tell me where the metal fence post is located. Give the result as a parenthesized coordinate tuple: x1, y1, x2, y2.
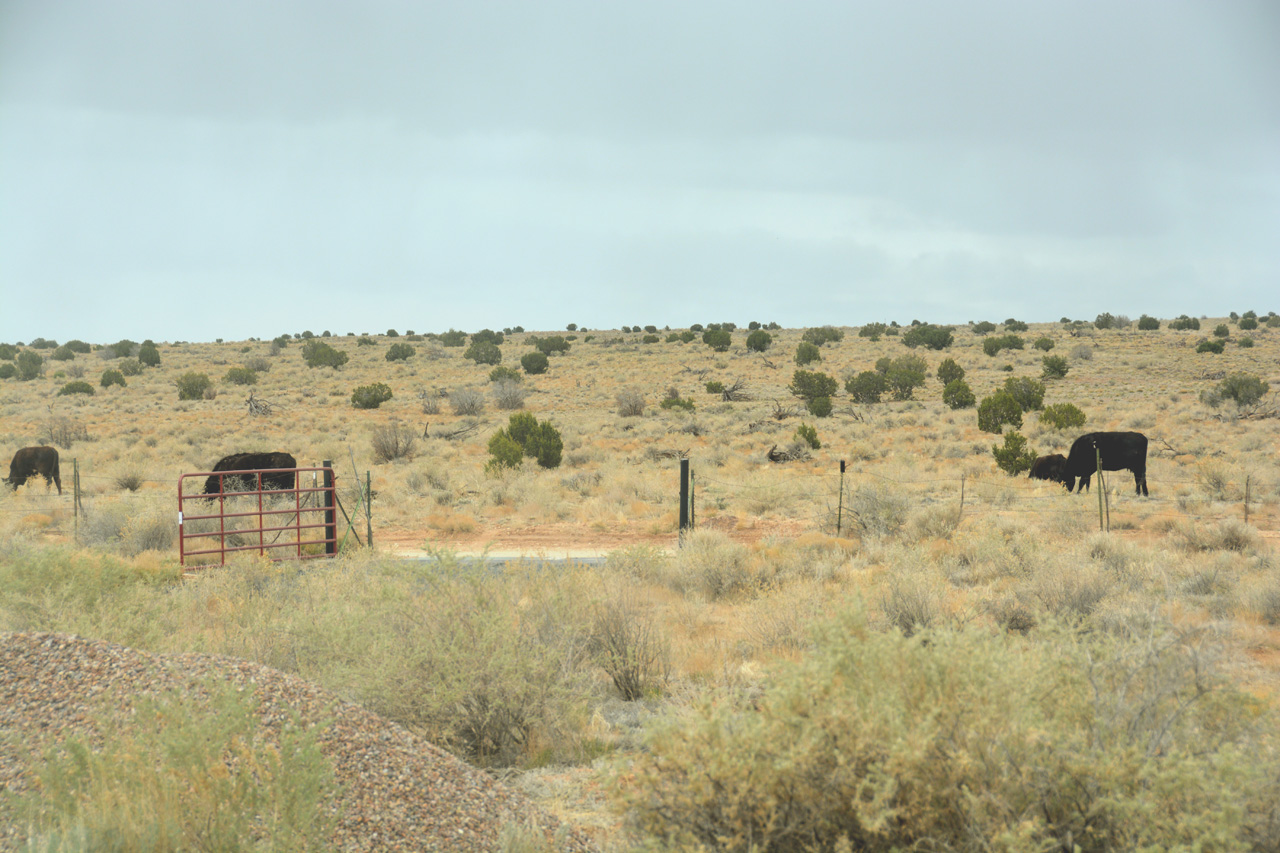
(365, 470, 373, 549)
(678, 458, 690, 545)
(323, 461, 336, 555)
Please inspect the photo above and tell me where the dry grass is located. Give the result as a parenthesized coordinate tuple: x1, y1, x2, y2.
(2, 319, 1280, 847)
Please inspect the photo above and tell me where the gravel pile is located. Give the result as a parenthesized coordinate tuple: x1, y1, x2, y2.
(0, 632, 596, 852)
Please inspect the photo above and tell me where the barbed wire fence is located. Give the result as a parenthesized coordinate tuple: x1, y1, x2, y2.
(684, 461, 1274, 540)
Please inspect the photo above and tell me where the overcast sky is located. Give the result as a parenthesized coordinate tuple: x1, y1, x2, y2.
(2, 1, 1277, 343)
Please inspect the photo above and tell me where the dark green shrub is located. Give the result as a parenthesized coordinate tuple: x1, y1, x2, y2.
(440, 329, 468, 347)
(1095, 312, 1116, 329)
(845, 371, 888, 404)
(972, 321, 997, 334)
(977, 391, 1023, 433)
(486, 430, 524, 473)
(471, 329, 504, 346)
(795, 341, 821, 365)
(1003, 318, 1029, 332)
(100, 369, 126, 388)
(1197, 339, 1225, 354)
(661, 396, 696, 412)
(1033, 337, 1054, 351)
(118, 359, 142, 376)
(992, 431, 1037, 476)
(942, 379, 975, 410)
(858, 322, 888, 340)
(642, 334, 661, 344)
(1239, 316, 1259, 331)
(1239, 337, 1255, 348)
(58, 380, 94, 396)
(301, 339, 349, 368)
(982, 335, 1024, 356)
(936, 358, 964, 385)
(351, 382, 393, 409)
(488, 413, 563, 470)
(795, 423, 820, 449)
(900, 324, 953, 349)
(520, 351, 549, 374)
(463, 340, 502, 365)
(1215, 373, 1269, 408)
(807, 396, 832, 417)
(138, 341, 161, 367)
(16, 350, 44, 380)
(64, 339, 92, 354)
(789, 369, 838, 404)
(489, 365, 522, 384)
(1003, 376, 1046, 410)
(802, 326, 844, 346)
(356, 335, 376, 346)
(1170, 315, 1201, 331)
(0, 363, 15, 379)
(535, 335, 570, 355)
(108, 339, 137, 358)
(0, 343, 16, 360)
(526, 421, 564, 468)
(705, 380, 725, 394)
(175, 372, 212, 401)
(1138, 315, 1161, 330)
(1041, 355, 1069, 379)
(745, 330, 772, 352)
(702, 329, 732, 351)
(1213, 324, 1230, 338)
(223, 367, 258, 386)
(885, 354, 927, 400)
(385, 342, 415, 362)
(1040, 402, 1087, 429)
(28, 337, 57, 349)
(51, 345, 76, 361)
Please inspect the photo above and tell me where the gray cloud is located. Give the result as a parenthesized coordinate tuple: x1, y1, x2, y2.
(1, 1, 1277, 341)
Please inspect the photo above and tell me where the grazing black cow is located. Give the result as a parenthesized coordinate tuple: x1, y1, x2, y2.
(4, 446, 62, 495)
(1028, 453, 1070, 489)
(203, 452, 297, 497)
(1063, 431, 1149, 496)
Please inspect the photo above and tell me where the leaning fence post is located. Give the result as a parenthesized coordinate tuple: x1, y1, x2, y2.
(1095, 445, 1106, 532)
(323, 461, 336, 556)
(959, 474, 965, 521)
(365, 470, 373, 549)
(836, 460, 846, 536)
(1244, 475, 1251, 526)
(678, 458, 690, 545)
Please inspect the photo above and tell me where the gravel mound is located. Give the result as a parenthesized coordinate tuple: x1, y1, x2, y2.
(0, 632, 595, 852)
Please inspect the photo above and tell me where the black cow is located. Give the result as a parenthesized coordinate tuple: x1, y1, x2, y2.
(1063, 431, 1149, 496)
(1028, 453, 1070, 489)
(203, 452, 297, 497)
(4, 446, 62, 495)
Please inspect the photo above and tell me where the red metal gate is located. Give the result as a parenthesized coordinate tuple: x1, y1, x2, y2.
(178, 462, 338, 567)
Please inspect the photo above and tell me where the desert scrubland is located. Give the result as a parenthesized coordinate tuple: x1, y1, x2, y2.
(2, 315, 1280, 851)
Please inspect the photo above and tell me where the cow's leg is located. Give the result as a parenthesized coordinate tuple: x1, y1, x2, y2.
(1135, 467, 1148, 497)
(1076, 474, 1091, 493)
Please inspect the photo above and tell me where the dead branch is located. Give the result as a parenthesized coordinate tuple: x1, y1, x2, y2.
(721, 378, 750, 402)
(771, 400, 800, 420)
(647, 447, 690, 461)
(767, 443, 811, 463)
(246, 392, 276, 417)
(761, 358, 778, 370)
(435, 421, 480, 441)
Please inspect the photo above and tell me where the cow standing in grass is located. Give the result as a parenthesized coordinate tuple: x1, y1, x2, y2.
(203, 452, 297, 497)
(4, 446, 62, 494)
(1063, 432, 1149, 496)
(1028, 453, 1070, 489)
